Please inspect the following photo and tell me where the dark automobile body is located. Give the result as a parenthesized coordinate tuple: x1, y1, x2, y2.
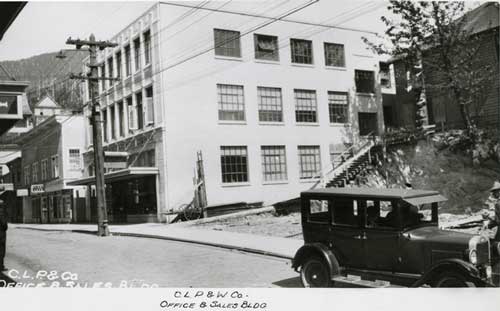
(292, 187, 499, 287)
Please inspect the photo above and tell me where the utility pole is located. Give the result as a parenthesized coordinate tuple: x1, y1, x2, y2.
(66, 34, 118, 236)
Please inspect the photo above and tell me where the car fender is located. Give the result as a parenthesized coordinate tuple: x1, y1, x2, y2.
(411, 258, 486, 287)
(291, 243, 340, 278)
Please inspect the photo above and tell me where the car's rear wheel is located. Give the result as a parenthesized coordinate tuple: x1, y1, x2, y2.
(432, 272, 476, 287)
(300, 256, 331, 288)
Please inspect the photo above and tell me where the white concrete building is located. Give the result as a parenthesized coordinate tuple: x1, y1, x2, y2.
(77, 2, 386, 223)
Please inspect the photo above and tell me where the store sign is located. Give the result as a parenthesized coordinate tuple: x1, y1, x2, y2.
(30, 184, 45, 194)
(17, 189, 29, 197)
(104, 161, 127, 169)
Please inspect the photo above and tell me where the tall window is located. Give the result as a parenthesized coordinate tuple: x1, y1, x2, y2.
(24, 166, 30, 185)
(127, 96, 136, 131)
(133, 37, 141, 71)
(261, 146, 287, 182)
(145, 86, 154, 125)
(135, 91, 144, 129)
(214, 29, 241, 58)
(32, 162, 38, 183)
(41, 159, 48, 181)
(110, 105, 116, 139)
(355, 70, 375, 93)
(107, 57, 114, 80)
(328, 91, 349, 123)
(124, 45, 131, 76)
(217, 84, 245, 121)
(118, 100, 124, 137)
(220, 146, 248, 183)
(290, 39, 313, 64)
(69, 149, 81, 170)
(254, 34, 279, 61)
(144, 30, 151, 65)
(51, 155, 59, 178)
(298, 146, 321, 179)
(116, 51, 122, 78)
(258, 87, 283, 122)
(102, 110, 108, 142)
(294, 89, 317, 123)
(324, 43, 345, 67)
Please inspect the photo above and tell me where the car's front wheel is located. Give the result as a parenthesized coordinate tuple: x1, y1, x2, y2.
(432, 272, 476, 287)
(300, 256, 331, 288)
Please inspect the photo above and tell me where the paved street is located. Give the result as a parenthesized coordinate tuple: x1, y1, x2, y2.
(2, 228, 301, 288)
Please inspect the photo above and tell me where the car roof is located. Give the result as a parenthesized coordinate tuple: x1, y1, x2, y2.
(302, 187, 441, 200)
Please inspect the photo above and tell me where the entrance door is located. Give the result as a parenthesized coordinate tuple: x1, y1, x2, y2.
(358, 112, 378, 136)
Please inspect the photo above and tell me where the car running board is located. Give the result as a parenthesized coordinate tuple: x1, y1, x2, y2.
(332, 274, 404, 288)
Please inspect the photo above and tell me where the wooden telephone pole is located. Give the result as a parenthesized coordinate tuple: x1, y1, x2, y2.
(66, 34, 118, 236)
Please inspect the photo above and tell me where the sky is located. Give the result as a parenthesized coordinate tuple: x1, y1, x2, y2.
(0, 0, 483, 62)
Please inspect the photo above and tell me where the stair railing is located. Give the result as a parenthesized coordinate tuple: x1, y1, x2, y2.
(309, 132, 377, 189)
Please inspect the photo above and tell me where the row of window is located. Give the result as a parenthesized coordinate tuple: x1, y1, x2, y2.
(217, 84, 350, 124)
(100, 86, 154, 143)
(23, 150, 81, 185)
(214, 29, 346, 67)
(100, 29, 152, 90)
(220, 145, 321, 184)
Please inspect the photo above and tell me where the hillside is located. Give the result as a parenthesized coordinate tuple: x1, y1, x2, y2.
(0, 50, 88, 110)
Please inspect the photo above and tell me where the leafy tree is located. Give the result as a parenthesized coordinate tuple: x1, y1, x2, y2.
(364, 1, 496, 139)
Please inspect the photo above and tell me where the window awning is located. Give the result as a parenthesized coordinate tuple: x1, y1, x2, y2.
(403, 194, 448, 206)
(67, 167, 158, 186)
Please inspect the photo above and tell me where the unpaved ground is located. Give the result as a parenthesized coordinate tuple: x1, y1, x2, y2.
(196, 211, 497, 238)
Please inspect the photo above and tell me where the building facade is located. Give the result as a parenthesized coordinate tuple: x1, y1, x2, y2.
(16, 115, 86, 223)
(76, 2, 386, 223)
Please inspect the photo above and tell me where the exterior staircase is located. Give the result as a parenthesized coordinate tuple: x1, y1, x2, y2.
(310, 134, 380, 190)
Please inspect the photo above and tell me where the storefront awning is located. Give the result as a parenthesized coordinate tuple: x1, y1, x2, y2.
(67, 167, 159, 186)
(403, 194, 448, 206)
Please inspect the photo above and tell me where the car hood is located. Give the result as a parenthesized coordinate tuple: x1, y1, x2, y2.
(406, 226, 474, 247)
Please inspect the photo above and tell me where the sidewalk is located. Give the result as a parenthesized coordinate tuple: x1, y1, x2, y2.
(11, 223, 303, 259)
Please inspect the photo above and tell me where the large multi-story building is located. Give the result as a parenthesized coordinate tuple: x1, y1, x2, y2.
(73, 2, 386, 223)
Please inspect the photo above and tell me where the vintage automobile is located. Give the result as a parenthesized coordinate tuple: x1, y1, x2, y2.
(291, 187, 500, 287)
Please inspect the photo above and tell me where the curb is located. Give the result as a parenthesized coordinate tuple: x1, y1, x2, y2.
(13, 226, 294, 260)
(172, 206, 276, 227)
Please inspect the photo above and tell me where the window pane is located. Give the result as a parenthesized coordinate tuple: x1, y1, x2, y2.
(261, 146, 287, 181)
(214, 29, 241, 57)
(254, 34, 279, 61)
(217, 84, 245, 121)
(328, 91, 349, 123)
(294, 89, 317, 123)
(298, 145, 321, 179)
(355, 70, 375, 93)
(220, 146, 248, 183)
(324, 43, 345, 67)
(291, 39, 313, 64)
(258, 87, 282, 122)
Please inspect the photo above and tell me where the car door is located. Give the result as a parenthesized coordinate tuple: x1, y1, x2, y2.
(329, 197, 366, 268)
(301, 197, 332, 245)
(363, 199, 400, 271)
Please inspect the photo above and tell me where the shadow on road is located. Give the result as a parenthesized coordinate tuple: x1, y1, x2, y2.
(272, 276, 301, 288)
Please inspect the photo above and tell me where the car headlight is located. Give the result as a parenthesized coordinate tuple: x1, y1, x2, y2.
(469, 249, 478, 265)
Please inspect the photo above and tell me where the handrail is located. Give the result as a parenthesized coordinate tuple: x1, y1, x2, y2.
(309, 132, 377, 189)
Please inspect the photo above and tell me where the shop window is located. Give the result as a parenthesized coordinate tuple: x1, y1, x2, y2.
(220, 146, 248, 183)
(261, 145, 287, 182)
(258, 86, 283, 122)
(298, 145, 321, 179)
(294, 89, 317, 123)
(214, 29, 241, 58)
(290, 39, 313, 64)
(145, 86, 154, 125)
(217, 84, 245, 121)
(328, 91, 349, 123)
(324, 42, 345, 67)
(355, 70, 375, 93)
(254, 34, 279, 61)
(135, 92, 144, 129)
